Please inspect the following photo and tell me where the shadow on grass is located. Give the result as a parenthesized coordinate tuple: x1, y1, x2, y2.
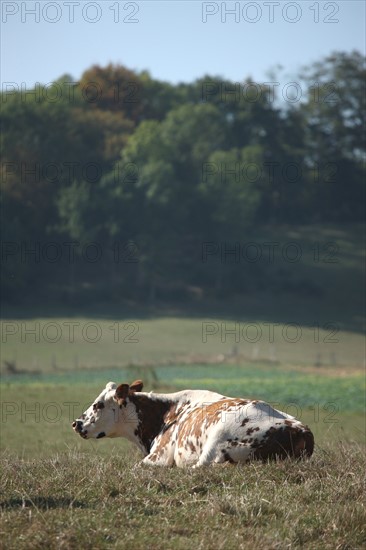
(0, 496, 88, 510)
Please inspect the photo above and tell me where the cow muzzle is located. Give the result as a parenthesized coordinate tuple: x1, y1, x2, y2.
(72, 420, 88, 438)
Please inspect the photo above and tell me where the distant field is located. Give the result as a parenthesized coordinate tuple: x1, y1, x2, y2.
(1, 317, 364, 374)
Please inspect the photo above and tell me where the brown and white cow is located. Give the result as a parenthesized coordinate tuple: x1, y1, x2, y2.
(72, 380, 314, 467)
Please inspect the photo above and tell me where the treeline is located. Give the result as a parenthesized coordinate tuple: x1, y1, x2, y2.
(1, 51, 365, 304)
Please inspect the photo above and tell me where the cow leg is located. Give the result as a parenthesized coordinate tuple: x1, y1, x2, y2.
(141, 455, 160, 466)
(142, 452, 174, 467)
(192, 443, 224, 468)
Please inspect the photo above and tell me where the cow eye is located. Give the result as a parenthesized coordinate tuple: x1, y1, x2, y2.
(93, 401, 105, 412)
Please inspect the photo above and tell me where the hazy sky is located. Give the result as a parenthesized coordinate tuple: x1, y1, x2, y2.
(1, 1, 365, 88)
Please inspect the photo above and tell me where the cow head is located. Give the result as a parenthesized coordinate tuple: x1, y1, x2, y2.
(72, 380, 144, 440)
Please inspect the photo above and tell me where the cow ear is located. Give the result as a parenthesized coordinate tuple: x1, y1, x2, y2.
(130, 380, 143, 392)
(114, 383, 129, 407)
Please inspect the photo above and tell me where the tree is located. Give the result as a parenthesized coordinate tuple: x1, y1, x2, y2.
(300, 50, 366, 220)
(78, 64, 143, 122)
